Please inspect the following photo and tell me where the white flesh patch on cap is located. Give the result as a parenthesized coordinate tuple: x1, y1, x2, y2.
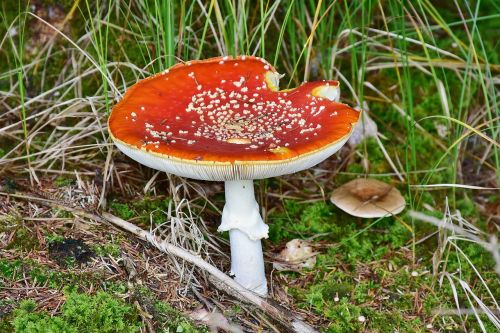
(312, 84, 341, 102)
(264, 71, 284, 92)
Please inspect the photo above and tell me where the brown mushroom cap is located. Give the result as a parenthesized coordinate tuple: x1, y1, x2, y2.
(109, 56, 360, 180)
(330, 178, 405, 218)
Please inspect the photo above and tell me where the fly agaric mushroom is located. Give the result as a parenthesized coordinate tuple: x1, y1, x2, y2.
(330, 178, 405, 218)
(108, 56, 360, 296)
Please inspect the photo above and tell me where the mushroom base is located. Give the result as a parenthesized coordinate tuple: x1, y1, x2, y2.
(229, 229, 268, 296)
(219, 180, 268, 296)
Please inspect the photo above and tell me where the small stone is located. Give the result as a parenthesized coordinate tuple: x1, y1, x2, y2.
(358, 315, 366, 323)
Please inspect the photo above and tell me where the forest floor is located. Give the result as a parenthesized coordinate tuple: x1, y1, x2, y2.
(0, 1, 499, 332)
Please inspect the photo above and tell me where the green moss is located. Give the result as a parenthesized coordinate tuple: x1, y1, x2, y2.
(12, 300, 75, 333)
(131, 287, 206, 333)
(154, 301, 205, 333)
(269, 201, 342, 242)
(442, 241, 498, 282)
(0, 318, 13, 333)
(455, 196, 477, 218)
(54, 176, 75, 188)
(45, 233, 65, 245)
(325, 221, 410, 265)
(0, 259, 23, 279)
(109, 197, 171, 226)
(92, 243, 121, 257)
(102, 281, 129, 295)
(340, 138, 393, 180)
(0, 258, 103, 290)
(55, 210, 74, 219)
(287, 224, 499, 333)
(109, 202, 135, 221)
(11, 292, 141, 333)
(6, 227, 39, 251)
(300, 284, 426, 333)
(290, 265, 433, 332)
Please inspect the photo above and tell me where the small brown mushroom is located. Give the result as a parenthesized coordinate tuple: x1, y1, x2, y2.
(330, 178, 405, 218)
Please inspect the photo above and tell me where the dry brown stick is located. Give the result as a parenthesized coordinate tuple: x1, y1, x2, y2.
(103, 212, 317, 333)
(0, 191, 318, 333)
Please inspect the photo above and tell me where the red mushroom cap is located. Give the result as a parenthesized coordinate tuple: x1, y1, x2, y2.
(109, 56, 360, 180)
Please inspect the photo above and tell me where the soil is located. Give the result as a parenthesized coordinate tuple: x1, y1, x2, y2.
(48, 238, 94, 266)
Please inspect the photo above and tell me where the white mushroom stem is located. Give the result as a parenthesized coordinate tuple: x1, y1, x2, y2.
(218, 180, 269, 296)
